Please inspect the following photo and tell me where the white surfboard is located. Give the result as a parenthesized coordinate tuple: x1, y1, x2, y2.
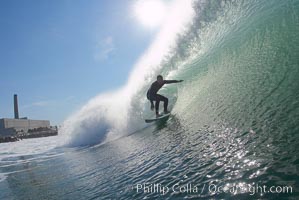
(145, 113, 171, 123)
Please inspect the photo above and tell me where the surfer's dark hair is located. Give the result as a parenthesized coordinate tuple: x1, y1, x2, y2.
(157, 75, 163, 79)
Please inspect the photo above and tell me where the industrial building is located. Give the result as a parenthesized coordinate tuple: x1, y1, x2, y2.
(0, 94, 57, 142)
(0, 118, 50, 136)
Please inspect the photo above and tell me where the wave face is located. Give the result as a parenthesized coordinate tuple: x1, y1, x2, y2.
(173, 0, 299, 136)
(61, 0, 299, 150)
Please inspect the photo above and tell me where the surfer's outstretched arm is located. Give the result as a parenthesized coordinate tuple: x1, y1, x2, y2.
(164, 80, 184, 84)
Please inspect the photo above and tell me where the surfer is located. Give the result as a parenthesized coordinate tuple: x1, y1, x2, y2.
(147, 75, 183, 117)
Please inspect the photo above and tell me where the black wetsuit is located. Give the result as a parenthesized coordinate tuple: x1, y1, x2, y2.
(147, 80, 180, 114)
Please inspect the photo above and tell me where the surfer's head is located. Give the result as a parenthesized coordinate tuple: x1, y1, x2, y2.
(157, 75, 163, 84)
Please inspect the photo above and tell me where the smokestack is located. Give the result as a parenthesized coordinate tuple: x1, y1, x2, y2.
(14, 94, 19, 119)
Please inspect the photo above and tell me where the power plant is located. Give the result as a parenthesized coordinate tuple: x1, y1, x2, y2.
(0, 94, 58, 143)
(14, 94, 19, 119)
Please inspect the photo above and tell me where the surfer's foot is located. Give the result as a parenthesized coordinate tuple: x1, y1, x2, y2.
(156, 113, 162, 118)
(164, 110, 170, 114)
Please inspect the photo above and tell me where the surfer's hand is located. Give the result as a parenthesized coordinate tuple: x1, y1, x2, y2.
(179, 80, 184, 82)
(150, 104, 154, 110)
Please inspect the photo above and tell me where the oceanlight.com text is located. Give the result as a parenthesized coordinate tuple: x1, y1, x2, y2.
(208, 183, 293, 196)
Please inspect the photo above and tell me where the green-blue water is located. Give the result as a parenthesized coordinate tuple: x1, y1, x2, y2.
(1, 0, 299, 199)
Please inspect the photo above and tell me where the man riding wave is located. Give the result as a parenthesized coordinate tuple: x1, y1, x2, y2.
(147, 75, 183, 117)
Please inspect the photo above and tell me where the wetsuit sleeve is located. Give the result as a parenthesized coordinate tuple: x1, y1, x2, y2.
(147, 88, 154, 105)
(164, 80, 180, 84)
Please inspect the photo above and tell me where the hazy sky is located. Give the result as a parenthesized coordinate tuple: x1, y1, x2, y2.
(0, 0, 159, 125)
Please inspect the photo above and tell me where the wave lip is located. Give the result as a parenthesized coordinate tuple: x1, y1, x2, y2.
(60, 89, 130, 147)
(60, 0, 195, 147)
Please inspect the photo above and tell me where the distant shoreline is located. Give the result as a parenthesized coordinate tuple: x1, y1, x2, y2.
(0, 129, 58, 143)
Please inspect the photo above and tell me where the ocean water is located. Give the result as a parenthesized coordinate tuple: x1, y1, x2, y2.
(1, 0, 299, 199)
